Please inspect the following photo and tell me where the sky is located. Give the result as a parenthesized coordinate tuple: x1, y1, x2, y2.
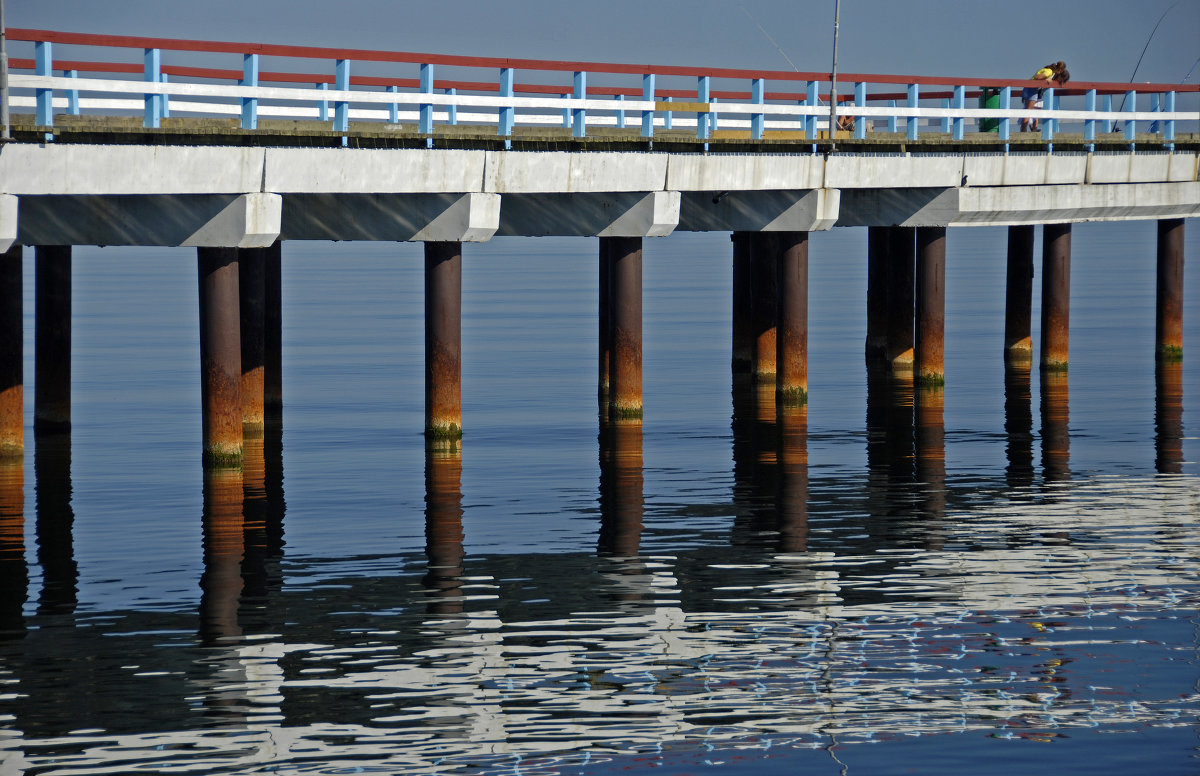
(8, 0, 1200, 89)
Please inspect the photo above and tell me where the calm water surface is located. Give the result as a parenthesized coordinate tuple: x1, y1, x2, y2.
(1, 222, 1198, 775)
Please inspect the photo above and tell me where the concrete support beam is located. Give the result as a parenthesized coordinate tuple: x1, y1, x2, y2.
(679, 189, 838, 232)
(865, 226, 888, 364)
(886, 227, 916, 373)
(0, 197, 16, 254)
(1156, 218, 1184, 361)
(185, 193, 282, 248)
(954, 182, 1200, 226)
(282, 193, 499, 242)
(750, 233, 778, 382)
(915, 227, 946, 386)
(1040, 224, 1071, 372)
(837, 188, 959, 228)
(34, 246, 72, 432)
(0, 246, 22, 460)
(197, 248, 243, 468)
(239, 246, 266, 436)
(776, 231, 809, 406)
(425, 241, 463, 447)
(608, 237, 643, 420)
(731, 232, 753, 375)
(1004, 225, 1035, 366)
(496, 192, 678, 238)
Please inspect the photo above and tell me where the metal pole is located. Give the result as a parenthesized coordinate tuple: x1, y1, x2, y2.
(1, 0, 10, 141)
(828, 0, 840, 149)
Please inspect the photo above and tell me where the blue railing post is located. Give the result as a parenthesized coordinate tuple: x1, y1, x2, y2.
(697, 75, 710, 140)
(241, 53, 259, 131)
(1124, 90, 1136, 144)
(805, 81, 818, 138)
(940, 99, 950, 133)
(751, 77, 764, 140)
(906, 83, 919, 140)
(664, 95, 673, 130)
(887, 100, 897, 133)
(615, 94, 625, 129)
(1164, 91, 1175, 148)
(573, 71, 587, 138)
(999, 86, 1012, 140)
(1084, 88, 1096, 151)
(1041, 87, 1054, 141)
(143, 47, 162, 129)
(854, 81, 866, 139)
(952, 84, 965, 140)
(498, 68, 514, 148)
(562, 93, 571, 128)
(387, 85, 399, 124)
(65, 69, 79, 115)
(317, 83, 328, 121)
(641, 73, 655, 138)
(446, 88, 458, 126)
(161, 73, 170, 118)
(334, 59, 350, 134)
(1101, 93, 1113, 134)
(711, 96, 719, 133)
(35, 41, 53, 128)
(419, 63, 434, 140)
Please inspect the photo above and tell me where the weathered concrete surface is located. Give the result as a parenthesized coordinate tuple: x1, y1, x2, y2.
(282, 193, 499, 242)
(679, 190, 838, 232)
(495, 191, 678, 237)
(954, 182, 1200, 226)
(0, 196, 16, 253)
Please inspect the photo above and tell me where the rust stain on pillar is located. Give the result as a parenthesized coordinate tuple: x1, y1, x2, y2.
(1040, 223, 1071, 372)
(200, 467, 245, 642)
(425, 449, 465, 613)
(1040, 369, 1070, 481)
(750, 232, 778, 381)
(1156, 218, 1184, 361)
(425, 241, 463, 446)
(776, 231, 809, 406)
(1004, 225, 1035, 366)
(886, 226, 915, 373)
(866, 226, 889, 364)
(198, 247, 244, 468)
(915, 227, 946, 387)
(598, 237, 612, 402)
(731, 231, 754, 374)
(609, 237, 643, 420)
(239, 246, 266, 437)
(35, 246, 72, 432)
(0, 246, 23, 460)
(263, 240, 283, 419)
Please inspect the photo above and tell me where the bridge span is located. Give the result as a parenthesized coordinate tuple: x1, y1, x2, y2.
(0, 28, 1195, 466)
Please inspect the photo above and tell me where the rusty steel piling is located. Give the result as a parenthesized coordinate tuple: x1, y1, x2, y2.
(915, 227, 946, 387)
(750, 232, 778, 382)
(608, 237, 643, 420)
(776, 231, 809, 406)
(866, 226, 889, 365)
(238, 246, 266, 437)
(1004, 225, 1035, 366)
(197, 247, 244, 468)
(0, 244, 21, 460)
(598, 237, 612, 402)
(34, 246, 71, 432)
(886, 226, 916, 374)
(731, 231, 754, 375)
(425, 241, 463, 447)
(1156, 218, 1184, 362)
(263, 240, 283, 422)
(1040, 223, 1071, 372)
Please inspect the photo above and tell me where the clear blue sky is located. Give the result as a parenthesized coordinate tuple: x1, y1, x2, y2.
(10, 0, 1200, 87)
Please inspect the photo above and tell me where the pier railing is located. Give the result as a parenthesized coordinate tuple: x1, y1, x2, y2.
(5, 28, 1198, 149)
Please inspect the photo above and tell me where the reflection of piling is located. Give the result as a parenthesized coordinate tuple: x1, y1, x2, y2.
(1155, 359, 1183, 474)
(198, 248, 244, 467)
(776, 231, 809, 405)
(1040, 224, 1071, 372)
(239, 432, 269, 614)
(866, 226, 889, 364)
(0, 245, 22, 460)
(915, 385, 946, 523)
(915, 227, 945, 386)
(609, 237, 643, 420)
(35, 431, 77, 615)
(200, 467, 245, 642)
(598, 420, 644, 557)
(750, 233, 778, 381)
(238, 246, 266, 436)
(1004, 225, 1035, 366)
(886, 227, 916, 373)
(34, 246, 71, 432)
(731, 232, 754, 374)
(1040, 370, 1070, 482)
(424, 450, 465, 613)
(0, 459, 26, 638)
(1155, 218, 1184, 362)
(1004, 365, 1035, 488)
(425, 241, 463, 447)
(776, 402, 808, 553)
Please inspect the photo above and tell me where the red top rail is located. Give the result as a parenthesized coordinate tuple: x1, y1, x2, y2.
(10, 27, 1197, 95)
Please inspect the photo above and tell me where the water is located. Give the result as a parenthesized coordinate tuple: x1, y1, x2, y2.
(1, 222, 1199, 775)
